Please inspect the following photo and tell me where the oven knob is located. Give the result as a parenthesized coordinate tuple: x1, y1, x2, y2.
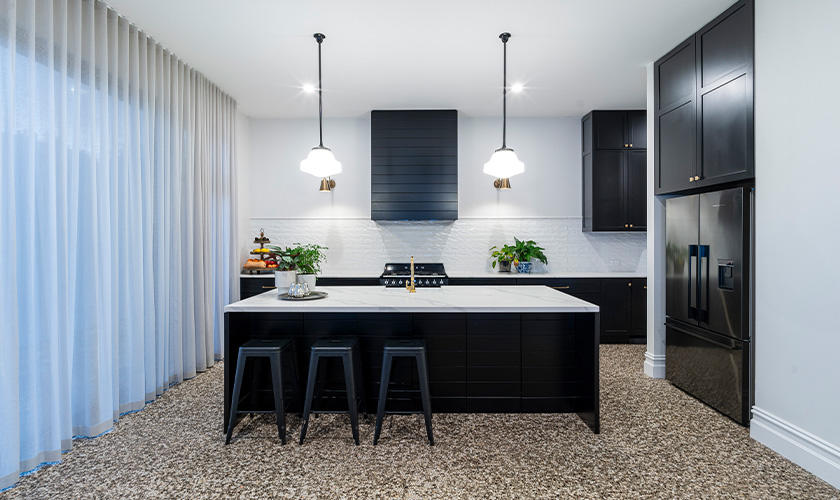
(432, 279, 437, 285)
(399, 280, 403, 285)
(425, 280, 430, 285)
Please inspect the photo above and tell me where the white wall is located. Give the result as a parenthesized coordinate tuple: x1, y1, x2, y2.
(246, 115, 583, 219)
(751, 0, 840, 488)
(240, 114, 646, 276)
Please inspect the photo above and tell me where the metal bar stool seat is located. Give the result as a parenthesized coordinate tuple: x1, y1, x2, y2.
(373, 339, 434, 445)
(299, 338, 366, 445)
(226, 338, 294, 445)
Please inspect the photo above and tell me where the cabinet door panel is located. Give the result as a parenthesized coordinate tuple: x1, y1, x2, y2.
(594, 111, 626, 149)
(658, 41, 695, 110)
(626, 150, 647, 230)
(582, 153, 593, 230)
(627, 111, 647, 149)
(700, 3, 751, 87)
(631, 279, 647, 340)
(592, 150, 626, 231)
(700, 74, 749, 183)
(658, 102, 695, 192)
(600, 279, 631, 342)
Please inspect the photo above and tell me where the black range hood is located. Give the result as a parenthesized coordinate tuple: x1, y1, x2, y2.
(370, 110, 458, 221)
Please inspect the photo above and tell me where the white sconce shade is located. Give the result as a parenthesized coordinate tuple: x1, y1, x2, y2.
(483, 148, 524, 179)
(300, 146, 342, 178)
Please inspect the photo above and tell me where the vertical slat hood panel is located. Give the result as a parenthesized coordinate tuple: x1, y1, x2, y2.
(371, 110, 458, 221)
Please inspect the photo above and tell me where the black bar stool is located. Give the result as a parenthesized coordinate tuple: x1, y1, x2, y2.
(373, 339, 434, 445)
(299, 338, 366, 445)
(226, 338, 294, 445)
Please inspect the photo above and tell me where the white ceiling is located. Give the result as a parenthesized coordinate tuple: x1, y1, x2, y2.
(105, 0, 734, 118)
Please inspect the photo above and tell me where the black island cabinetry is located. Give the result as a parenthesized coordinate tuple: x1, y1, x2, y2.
(224, 287, 601, 433)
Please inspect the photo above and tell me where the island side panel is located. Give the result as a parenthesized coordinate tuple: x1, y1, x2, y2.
(574, 312, 600, 433)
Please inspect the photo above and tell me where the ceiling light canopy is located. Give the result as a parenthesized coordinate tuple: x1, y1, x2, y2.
(300, 33, 341, 191)
(483, 32, 524, 189)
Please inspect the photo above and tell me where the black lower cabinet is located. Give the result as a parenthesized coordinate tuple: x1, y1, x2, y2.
(240, 277, 275, 299)
(238, 275, 647, 344)
(599, 278, 647, 344)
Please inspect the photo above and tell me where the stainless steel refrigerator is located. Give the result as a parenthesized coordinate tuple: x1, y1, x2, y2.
(665, 186, 754, 425)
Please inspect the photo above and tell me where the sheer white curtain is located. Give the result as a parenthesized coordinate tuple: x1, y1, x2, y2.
(0, 0, 237, 489)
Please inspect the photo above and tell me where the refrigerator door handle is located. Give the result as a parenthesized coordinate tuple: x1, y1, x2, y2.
(698, 245, 710, 322)
(688, 245, 698, 320)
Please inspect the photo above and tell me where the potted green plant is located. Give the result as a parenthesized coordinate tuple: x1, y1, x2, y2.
(489, 243, 516, 272)
(511, 237, 547, 274)
(289, 243, 328, 290)
(266, 245, 298, 290)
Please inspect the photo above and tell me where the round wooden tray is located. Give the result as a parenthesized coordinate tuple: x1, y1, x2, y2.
(277, 291, 329, 301)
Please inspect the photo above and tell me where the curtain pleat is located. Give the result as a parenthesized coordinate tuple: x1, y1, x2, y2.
(0, 0, 237, 490)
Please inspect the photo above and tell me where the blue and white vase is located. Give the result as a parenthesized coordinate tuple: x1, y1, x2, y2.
(516, 261, 533, 274)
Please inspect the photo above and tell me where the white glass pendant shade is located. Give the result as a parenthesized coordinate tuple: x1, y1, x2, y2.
(483, 147, 524, 179)
(299, 146, 342, 177)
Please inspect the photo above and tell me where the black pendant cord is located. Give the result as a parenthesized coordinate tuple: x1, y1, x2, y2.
(315, 33, 325, 148)
(500, 32, 510, 149)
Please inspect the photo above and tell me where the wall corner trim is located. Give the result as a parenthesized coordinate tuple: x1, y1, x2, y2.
(751, 406, 840, 489)
(643, 351, 666, 378)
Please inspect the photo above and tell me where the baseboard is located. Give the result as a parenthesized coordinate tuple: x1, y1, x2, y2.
(751, 406, 840, 489)
(643, 351, 666, 378)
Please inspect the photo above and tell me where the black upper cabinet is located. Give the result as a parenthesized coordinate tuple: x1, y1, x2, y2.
(627, 111, 647, 149)
(371, 110, 458, 221)
(626, 150, 647, 230)
(582, 111, 646, 232)
(655, 0, 754, 195)
(594, 111, 626, 149)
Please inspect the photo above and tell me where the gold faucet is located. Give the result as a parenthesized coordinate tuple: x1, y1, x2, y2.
(406, 256, 416, 293)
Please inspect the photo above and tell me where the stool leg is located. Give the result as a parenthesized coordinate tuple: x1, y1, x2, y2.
(416, 351, 434, 446)
(373, 352, 393, 445)
(353, 347, 367, 416)
(299, 351, 320, 445)
(226, 350, 248, 445)
(342, 351, 360, 446)
(269, 352, 286, 445)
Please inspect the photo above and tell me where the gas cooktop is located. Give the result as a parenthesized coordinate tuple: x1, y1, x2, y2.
(379, 262, 448, 288)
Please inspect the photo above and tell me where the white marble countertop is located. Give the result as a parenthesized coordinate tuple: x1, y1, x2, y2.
(225, 285, 599, 313)
(240, 271, 645, 279)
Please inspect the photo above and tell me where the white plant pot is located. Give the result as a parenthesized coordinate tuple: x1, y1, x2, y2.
(274, 270, 297, 292)
(296, 273, 317, 291)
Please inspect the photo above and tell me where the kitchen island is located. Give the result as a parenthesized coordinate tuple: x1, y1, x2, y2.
(224, 286, 600, 433)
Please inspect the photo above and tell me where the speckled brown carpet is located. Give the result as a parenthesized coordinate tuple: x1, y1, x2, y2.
(2, 345, 837, 499)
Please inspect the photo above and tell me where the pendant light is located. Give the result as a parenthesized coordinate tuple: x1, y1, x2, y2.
(483, 32, 524, 189)
(300, 33, 341, 191)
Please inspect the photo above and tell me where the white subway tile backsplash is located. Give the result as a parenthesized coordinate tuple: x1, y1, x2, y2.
(248, 217, 646, 277)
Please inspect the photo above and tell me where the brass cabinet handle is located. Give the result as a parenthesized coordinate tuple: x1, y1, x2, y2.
(553, 285, 571, 290)
(644, 285, 647, 289)
(624, 143, 628, 147)
(624, 223, 629, 228)
(629, 143, 633, 147)
(694, 175, 700, 181)
(627, 282, 632, 287)
(689, 177, 694, 182)
(629, 224, 634, 228)
(261, 286, 277, 289)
